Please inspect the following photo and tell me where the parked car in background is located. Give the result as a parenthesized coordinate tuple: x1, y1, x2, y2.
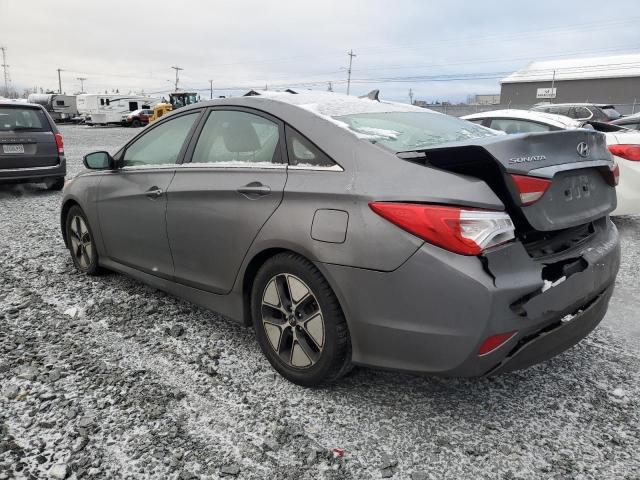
(61, 91, 620, 386)
(0, 101, 66, 190)
(121, 109, 153, 127)
(531, 103, 621, 122)
(611, 112, 640, 131)
(463, 109, 640, 216)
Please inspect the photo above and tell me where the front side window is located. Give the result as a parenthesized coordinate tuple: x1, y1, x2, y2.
(334, 111, 496, 152)
(123, 113, 198, 167)
(191, 110, 280, 165)
(488, 118, 551, 134)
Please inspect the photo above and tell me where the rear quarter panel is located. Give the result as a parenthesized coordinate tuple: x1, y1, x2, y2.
(245, 129, 505, 273)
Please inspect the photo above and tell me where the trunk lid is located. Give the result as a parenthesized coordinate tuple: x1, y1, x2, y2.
(400, 129, 616, 232)
(0, 105, 59, 170)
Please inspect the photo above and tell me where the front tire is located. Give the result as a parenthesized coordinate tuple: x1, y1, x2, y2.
(65, 205, 103, 275)
(251, 253, 351, 387)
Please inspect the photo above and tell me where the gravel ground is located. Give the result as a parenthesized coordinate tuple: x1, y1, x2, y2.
(1, 124, 639, 480)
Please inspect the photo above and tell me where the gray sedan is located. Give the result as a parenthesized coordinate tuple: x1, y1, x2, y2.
(61, 91, 620, 386)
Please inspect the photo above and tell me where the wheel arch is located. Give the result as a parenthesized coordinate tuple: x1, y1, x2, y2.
(241, 247, 289, 326)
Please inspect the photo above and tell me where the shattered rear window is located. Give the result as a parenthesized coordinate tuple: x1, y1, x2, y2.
(333, 111, 496, 152)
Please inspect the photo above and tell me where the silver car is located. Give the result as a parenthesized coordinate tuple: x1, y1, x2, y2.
(61, 91, 620, 386)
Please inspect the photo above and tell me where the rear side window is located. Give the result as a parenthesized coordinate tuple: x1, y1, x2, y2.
(0, 107, 49, 132)
(191, 110, 281, 166)
(488, 118, 551, 134)
(123, 113, 199, 167)
(286, 126, 336, 168)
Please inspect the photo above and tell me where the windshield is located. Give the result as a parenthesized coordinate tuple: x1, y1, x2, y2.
(0, 107, 49, 132)
(333, 111, 496, 152)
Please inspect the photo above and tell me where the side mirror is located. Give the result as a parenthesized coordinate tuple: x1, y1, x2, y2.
(83, 151, 114, 170)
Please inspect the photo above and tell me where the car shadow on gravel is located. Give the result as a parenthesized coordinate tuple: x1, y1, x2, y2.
(0, 183, 61, 199)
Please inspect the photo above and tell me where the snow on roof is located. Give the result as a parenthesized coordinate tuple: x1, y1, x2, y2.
(462, 109, 582, 129)
(247, 90, 428, 117)
(501, 53, 640, 84)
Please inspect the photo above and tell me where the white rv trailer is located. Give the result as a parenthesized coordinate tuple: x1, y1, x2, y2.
(27, 93, 78, 122)
(76, 94, 158, 125)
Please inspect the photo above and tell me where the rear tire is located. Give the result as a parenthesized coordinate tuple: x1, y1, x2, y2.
(131, 119, 142, 128)
(65, 205, 103, 275)
(45, 177, 65, 191)
(251, 252, 352, 387)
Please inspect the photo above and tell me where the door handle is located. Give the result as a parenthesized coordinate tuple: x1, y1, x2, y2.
(145, 186, 163, 199)
(237, 182, 271, 198)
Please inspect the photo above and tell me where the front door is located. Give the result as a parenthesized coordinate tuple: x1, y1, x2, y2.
(97, 111, 200, 278)
(166, 108, 287, 293)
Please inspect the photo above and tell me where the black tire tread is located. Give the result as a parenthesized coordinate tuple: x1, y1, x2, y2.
(252, 252, 352, 386)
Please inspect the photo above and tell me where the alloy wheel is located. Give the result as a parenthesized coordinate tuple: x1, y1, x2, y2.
(69, 215, 93, 269)
(261, 273, 325, 369)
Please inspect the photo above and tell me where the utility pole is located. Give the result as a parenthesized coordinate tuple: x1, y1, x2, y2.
(76, 77, 86, 93)
(409, 88, 414, 105)
(57, 68, 63, 94)
(170, 66, 183, 92)
(1, 47, 9, 96)
(208, 79, 213, 99)
(346, 49, 356, 96)
(550, 69, 556, 104)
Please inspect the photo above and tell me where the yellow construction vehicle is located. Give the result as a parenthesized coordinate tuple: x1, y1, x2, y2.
(149, 92, 200, 123)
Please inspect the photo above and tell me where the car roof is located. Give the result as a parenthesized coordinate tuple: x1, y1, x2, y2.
(533, 103, 615, 108)
(179, 90, 430, 119)
(0, 100, 46, 110)
(462, 109, 582, 129)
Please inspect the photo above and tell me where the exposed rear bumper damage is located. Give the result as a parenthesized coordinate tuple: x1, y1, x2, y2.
(488, 285, 613, 375)
(317, 218, 620, 377)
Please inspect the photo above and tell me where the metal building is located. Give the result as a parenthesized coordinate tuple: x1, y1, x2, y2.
(500, 53, 640, 108)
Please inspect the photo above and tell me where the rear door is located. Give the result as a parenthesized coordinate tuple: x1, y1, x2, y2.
(165, 107, 287, 294)
(97, 111, 201, 277)
(0, 105, 59, 170)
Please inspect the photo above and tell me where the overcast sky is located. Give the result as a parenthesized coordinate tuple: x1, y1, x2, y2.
(1, 0, 639, 102)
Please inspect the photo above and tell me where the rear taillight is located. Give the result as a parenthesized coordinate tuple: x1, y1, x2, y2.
(608, 144, 640, 161)
(511, 174, 552, 206)
(54, 133, 64, 154)
(369, 203, 515, 256)
(478, 332, 516, 356)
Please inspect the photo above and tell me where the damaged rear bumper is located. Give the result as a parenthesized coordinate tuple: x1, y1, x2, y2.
(317, 218, 620, 376)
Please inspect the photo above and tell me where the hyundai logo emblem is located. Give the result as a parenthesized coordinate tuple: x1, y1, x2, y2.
(577, 142, 590, 158)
